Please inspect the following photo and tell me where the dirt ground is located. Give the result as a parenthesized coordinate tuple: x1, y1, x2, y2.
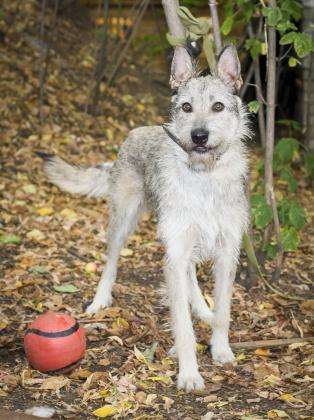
(0, 1, 313, 419)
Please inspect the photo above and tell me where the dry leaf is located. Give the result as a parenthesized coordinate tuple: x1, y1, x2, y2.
(92, 405, 118, 418)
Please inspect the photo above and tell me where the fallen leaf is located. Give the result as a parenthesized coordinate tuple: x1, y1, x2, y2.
(92, 405, 118, 418)
(255, 348, 271, 357)
(27, 229, 45, 241)
(0, 234, 21, 244)
(267, 409, 290, 418)
(120, 248, 133, 257)
(37, 207, 54, 216)
(53, 284, 79, 293)
(40, 376, 70, 391)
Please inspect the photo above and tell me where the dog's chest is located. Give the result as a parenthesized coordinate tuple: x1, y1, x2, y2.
(157, 165, 238, 258)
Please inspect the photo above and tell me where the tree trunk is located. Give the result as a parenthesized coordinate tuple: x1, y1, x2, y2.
(208, 0, 222, 55)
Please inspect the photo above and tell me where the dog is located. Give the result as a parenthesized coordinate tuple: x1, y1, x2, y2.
(38, 45, 251, 392)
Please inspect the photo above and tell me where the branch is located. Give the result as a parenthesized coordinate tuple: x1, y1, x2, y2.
(107, 0, 150, 86)
(264, 0, 283, 281)
(248, 20, 266, 148)
(230, 336, 314, 350)
(208, 0, 222, 55)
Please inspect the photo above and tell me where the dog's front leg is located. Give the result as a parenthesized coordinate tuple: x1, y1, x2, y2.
(164, 237, 204, 392)
(211, 244, 238, 364)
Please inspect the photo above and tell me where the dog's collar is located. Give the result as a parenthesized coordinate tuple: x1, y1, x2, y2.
(162, 124, 188, 154)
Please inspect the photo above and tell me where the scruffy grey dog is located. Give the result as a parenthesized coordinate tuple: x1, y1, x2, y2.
(39, 45, 250, 392)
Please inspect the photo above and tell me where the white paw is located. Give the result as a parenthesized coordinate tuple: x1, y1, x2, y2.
(177, 371, 204, 392)
(85, 295, 112, 314)
(211, 344, 235, 365)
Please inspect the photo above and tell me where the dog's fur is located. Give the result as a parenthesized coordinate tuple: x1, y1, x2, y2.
(40, 46, 251, 392)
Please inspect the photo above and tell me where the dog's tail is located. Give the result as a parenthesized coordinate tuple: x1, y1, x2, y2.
(36, 152, 113, 198)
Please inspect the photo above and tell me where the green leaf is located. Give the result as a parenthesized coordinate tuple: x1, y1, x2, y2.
(279, 168, 298, 192)
(221, 16, 234, 36)
(248, 100, 260, 113)
(281, 0, 302, 21)
(251, 194, 273, 229)
(280, 31, 298, 45)
(245, 38, 262, 60)
(203, 34, 216, 72)
(288, 202, 307, 230)
(305, 151, 314, 180)
(274, 137, 299, 164)
(294, 32, 313, 58)
(288, 56, 300, 67)
(0, 234, 21, 245)
(178, 6, 199, 24)
(277, 21, 297, 33)
(53, 284, 79, 293)
(264, 243, 278, 259)
(262, 6, 282, 27)
(166, 33, 186, 47)
(281, 227, 300, 252)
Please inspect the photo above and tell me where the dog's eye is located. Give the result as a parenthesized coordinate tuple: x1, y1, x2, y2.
(182, 102, 192, 113)
(212, 102, 225, 112)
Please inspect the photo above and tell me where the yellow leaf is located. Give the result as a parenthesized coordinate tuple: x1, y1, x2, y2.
(93, 405, 118, 418)
(279, 393, 305, 405)
(196, 343, 207, 353)
(134, 346, 147, 364)
(27, 229, 45, 241)
(147, 375, 172, 385)
(264, 374, 281, 385)
(22, 184, 37, 194)
(85, 262, 97, 274)
(267, 409, 290, 418)
(120, 248, 133, 257)
(37, 207, 54, 216)
(99, 389, 110, 397)
(255, 348, 271, 357)
(236, 352, 246, 361)
(60, 208, 78, 220)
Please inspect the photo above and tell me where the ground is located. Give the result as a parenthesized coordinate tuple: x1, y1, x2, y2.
(0, 1, 313, 419)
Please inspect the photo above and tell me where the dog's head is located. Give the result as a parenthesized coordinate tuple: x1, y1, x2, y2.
(167, 46, 250, 171)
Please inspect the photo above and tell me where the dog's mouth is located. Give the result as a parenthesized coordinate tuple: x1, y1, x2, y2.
(192, 145, 219, 154)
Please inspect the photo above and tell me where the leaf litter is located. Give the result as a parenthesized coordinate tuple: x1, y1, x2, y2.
(0, 0, 313, 419)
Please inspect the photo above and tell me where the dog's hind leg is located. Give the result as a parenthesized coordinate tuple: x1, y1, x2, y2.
(188, 264, 213, 325)
(86, 170, 144, 315)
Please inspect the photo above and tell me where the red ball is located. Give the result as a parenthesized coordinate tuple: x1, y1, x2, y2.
(24, 312, 86, 373)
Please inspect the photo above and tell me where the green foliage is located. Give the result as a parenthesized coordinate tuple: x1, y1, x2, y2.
(281, 226, 300, 251)
(248, 100, 260, 113)
(221, 15, 233, 36)
(251, 194, 273, 229)
(274, 137, 299, 165)
(0, 234, 20, 244)
(245, 38, 263, 60)
(304, 151, 314, 180)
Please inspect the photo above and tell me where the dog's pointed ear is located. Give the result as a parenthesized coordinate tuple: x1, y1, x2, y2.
(217, 45, 242, 90)
(170, 46, 193, 89)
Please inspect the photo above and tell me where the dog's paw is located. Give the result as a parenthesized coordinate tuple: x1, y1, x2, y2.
(85, 295, 112, 315)
(211, 345, 235, 365)
(177, 371, 204, 392)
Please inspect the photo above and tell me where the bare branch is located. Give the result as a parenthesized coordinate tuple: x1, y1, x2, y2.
(208, 0, 222, 55)
(264, 0, 283, 280)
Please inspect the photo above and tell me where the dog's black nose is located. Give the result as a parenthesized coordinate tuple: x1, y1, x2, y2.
(191, 129, 209, 145)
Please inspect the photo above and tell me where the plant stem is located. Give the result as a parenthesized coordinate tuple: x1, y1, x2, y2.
(208, 0, 222, 55)
(264, 0, 283, 281)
